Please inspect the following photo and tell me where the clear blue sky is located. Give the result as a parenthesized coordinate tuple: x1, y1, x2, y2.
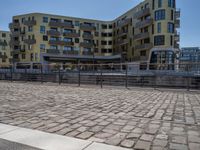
(0, 0, 199, 47)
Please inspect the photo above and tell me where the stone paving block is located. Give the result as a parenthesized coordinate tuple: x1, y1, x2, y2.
(189, 143, 200, 150)
(169, 143, 188, 150)
(172, 136, 187, 144)
(76, 131, 94, 139)
(140, 134, 154, 141)
(120, 139, 135, 148)
(134, 140, 151, 150)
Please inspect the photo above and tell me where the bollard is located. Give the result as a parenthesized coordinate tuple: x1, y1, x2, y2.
(58, 66, 61, 85)
(10, 65, 13, 82)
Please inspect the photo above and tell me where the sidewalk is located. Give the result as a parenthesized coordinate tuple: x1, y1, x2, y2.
(0, 123, 129, 150)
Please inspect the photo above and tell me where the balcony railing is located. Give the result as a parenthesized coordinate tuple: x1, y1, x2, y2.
(174, 34, 180, 42)
(63, 50, 79, 55)
(63, 32, 80, 38)
(117, 31, 128, 37)
(49, 40, 74, 46)
(46, 49, 60, 54)
(82, 51, 93, 55)
(134, 8, 150, 19)
(80, 42, 94, 48)
(118, 18, 132, 28)
(9, 22, 20, 29)
(175, 10, 181, 18)
(24, 39, 36, 45)
(135, 43, 153, 51)
(117, 39, 129, 45)
(82, 34, 94, 39)
(175, 19, 180, 28)
(9, 40, 20, 46)
(133, 32, 149, 40)
(80, 24, 96, 31)
(47, 30, 61, 36)
(135, 18, 153, 28)
(23, 20, 36, 26)
(0, 41, 7, 46)
(49, 21, 74, 28)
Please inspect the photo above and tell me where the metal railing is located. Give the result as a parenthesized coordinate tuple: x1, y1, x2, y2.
(0, 62, 200, 90)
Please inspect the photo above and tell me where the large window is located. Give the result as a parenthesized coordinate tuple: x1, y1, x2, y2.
(168, 0, 175, 8)
(43, 17, 48, 23)
(40, 26, 45, 34)
(64, 46, 72, 51)
(154, 35, 165, 46)
(40, 44, 45, 50)
(157, 22, 161, 33)
(155, 10, 165, 21)
(63, 38, 72, 42)
(168, 22, 174, 33)
(158, 0, 162, 8)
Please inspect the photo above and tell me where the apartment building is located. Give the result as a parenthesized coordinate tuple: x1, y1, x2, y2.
(9, 0, 180, 69)
(0, 31, 11, 67)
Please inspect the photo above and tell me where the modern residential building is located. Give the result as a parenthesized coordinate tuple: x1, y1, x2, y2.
(9, 0, 180, 69)
(179, 47, 200, 71)
(0, 30, 11, 67)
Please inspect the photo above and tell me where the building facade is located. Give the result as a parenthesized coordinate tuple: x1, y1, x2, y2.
(9, 0, 180, 69)
(0, 31, 11, 67)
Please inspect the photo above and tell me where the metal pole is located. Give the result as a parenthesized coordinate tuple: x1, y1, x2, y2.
(10, 65, 13, 82)
(187, 64, 190, 91)
(125, 63, 128, 88)
(25, 67, 27, 82)
(100, 64, 103, 88)
(58, 65, 61, 85)
(78, 64, 80, 87)
(41, 64, 43, 84)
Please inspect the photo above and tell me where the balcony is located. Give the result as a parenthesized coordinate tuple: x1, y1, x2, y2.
(49, 21, 74, 29)
(63, 32, 80, 38)
(134, 8, 150, 19)
(133, 32, 149, 41)
(118, 18, 132, 28)
(117, 39, 129, 45)
(49, 40, 74, 46)
(0, 40, 7, 46)
(135, 18, 153, 28)
(63, 50, 79, 55)
(24, 39, 36, 45)
(135, 43, 153, 51)
(11, 30, 25, 37)
(175, 19, 180, 28)
(10, 40, 20, 46)
(47, 30, 61, 36)
(46, 49, 60, 54)
(174, 34, 180, 42)
(80, 24, 96, 31)
(175, 10, 181, 18)
(82, 51, 93, 55)
(9, 22, 20, 29)
(117, 31, 128, 37)
(82, 33, 93, 39)
(80, 42, 94, 48)
(23, 20, 36, 26)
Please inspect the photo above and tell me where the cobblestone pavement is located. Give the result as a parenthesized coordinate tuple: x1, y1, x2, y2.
(0, 82, 200, 150)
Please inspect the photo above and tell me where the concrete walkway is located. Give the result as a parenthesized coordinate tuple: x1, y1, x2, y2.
(0, 123, 129, 150)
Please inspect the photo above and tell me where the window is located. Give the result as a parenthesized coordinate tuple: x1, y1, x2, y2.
(75, 21, 80, 26)
(50, 45, 57, 49)
(101, 41, 107, 45)
(2, 33, 6, 37)
(170, 35, 173, 46)
(140, 50, 146, 56)
(64, 29, 72, 33)
(28, 26, 33, 32)
(109, 24, 112, 29)
(2, 46, 6, 50)
(152, 0, 155, 10)
(21, 18, 25, 23)
(63, 38, 72, 42)
(75, 38, 79, 43)
(22, 54, 25, 59)
(108, 41, 112, 45)
(157, 22, 161, 33)
(40, 44, 45, 50)
(64, 46, 72, 51)
(158, 0, 162, 8)
(102, 24, 107, 29)
(43, 17, 48, 23)
(154, 35, 165, 46)
(40, 26, 45, 34)
(43, 35, 48, 41)
(155, 9, 165, 21)
(168, 22, 174, 33)
(152, 24, 154, 34)
(168, 0, 175, 8)
(171, 10, 174, 21)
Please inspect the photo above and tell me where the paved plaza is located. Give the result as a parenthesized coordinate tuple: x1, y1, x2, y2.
(0, 81, 200, 150)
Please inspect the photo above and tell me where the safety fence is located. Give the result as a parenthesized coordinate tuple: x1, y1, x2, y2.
(0, 63, 200, 89)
